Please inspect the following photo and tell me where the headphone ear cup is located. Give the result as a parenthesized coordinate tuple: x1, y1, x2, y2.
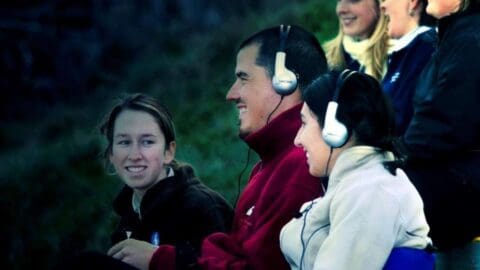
(272, 53, 297, 95)
(322, 101, 348, 148)
(322, 70, 355, 148)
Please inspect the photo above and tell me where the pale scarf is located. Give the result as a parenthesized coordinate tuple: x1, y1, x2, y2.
(342, 35, 395, 78)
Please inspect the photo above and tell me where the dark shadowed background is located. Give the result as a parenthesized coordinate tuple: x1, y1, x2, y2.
(0, 0, 337, 268)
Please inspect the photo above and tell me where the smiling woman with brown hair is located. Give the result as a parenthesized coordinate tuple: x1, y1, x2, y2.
(56, 93, 233, 270)
(101, 93, 232, 269)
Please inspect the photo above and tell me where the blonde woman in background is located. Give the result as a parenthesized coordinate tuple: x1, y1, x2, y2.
(324, 0, 389, 81)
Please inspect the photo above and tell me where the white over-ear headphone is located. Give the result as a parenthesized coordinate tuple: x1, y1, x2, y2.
(272, 25, 298, 96)
(322, 69, 356, 148)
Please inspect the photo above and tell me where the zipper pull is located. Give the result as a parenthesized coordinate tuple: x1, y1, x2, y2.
(150, 231, 160, 246)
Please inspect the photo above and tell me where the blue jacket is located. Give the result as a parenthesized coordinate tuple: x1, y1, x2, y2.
(343, 29, 436, 135)
(383, 27, 436, 135)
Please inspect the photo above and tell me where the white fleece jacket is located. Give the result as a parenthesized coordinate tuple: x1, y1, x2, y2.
(280, 146, 431, 270)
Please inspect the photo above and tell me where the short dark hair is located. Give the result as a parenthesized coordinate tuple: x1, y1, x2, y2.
(238, 25, 328, 93)
(304, 70, 395, 152)
(100, 93, 175, 161)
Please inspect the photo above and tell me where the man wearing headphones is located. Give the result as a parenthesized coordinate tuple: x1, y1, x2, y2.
(107, 25, 328, 270)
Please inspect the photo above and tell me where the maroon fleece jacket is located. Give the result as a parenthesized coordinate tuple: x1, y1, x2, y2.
(150, 104, 322, 270)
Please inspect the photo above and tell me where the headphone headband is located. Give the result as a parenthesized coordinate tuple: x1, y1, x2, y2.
(333, 69, 356, 101)
(279, 24, 291, 52)
(272, 24, 298, 96)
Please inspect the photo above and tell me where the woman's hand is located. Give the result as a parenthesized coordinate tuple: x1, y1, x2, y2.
(108, 238, 158, 270)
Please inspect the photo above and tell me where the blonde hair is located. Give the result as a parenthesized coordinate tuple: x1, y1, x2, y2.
(324, 0, 389, 81)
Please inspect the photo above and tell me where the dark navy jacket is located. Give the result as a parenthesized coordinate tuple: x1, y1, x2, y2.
(383, 27, 436, 135)
(343, 30, 436, 135)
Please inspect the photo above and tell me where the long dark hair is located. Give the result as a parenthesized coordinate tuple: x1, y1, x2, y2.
(303, 70, 401, 174)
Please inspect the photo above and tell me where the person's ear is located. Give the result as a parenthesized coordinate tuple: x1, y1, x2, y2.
(164, 141, 176, 164)
(409, 0, 421, 13)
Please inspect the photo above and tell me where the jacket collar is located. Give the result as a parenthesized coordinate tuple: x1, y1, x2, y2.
(131, 167, 175, 217)
(389, 26, 432, 53)
(244, 103, 302, 161)
(328, 146, 394, 190)
(438, 3, 480, 43)
(113, 167, 197, 219)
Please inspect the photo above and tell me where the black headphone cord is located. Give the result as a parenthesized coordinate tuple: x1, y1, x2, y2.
(233, 146, 252, 209)
(322, 147, 334, 190)
(325, 148, 333, 176)
(299, 200, 315, 270)
(232, 95, 284, 209)
(266, 95, 285, 125)
(299, 148, 333, 269)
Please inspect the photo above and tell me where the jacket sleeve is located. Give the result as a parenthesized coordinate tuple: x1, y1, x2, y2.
(175, 190, 234, 269)
(404, 33, 480, 158)
(148, 178, 234, 270)
(149, 192, 233, 270)
(150, 245, 176, 270)
(194, 191, 234, 237)
(197, 149, 321, 269)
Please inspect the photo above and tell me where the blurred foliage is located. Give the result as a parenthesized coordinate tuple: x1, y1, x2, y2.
(0, 0, 337, 269)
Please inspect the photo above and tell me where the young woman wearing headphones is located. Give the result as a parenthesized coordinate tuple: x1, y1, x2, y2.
(279, 70, 432, 270)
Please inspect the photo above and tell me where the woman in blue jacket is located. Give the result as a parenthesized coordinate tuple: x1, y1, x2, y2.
(380, 0, 436, 135)
(325, 0, 436, 135)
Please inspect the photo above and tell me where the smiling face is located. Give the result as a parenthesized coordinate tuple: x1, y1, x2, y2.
(226, 44, 282, 138)
(109, 109, 175, 196)
(294, 103, 340, 177)
(381, 0, 418, 38)
(337, 0, 380, 40)
(426, 0, 461, 18)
